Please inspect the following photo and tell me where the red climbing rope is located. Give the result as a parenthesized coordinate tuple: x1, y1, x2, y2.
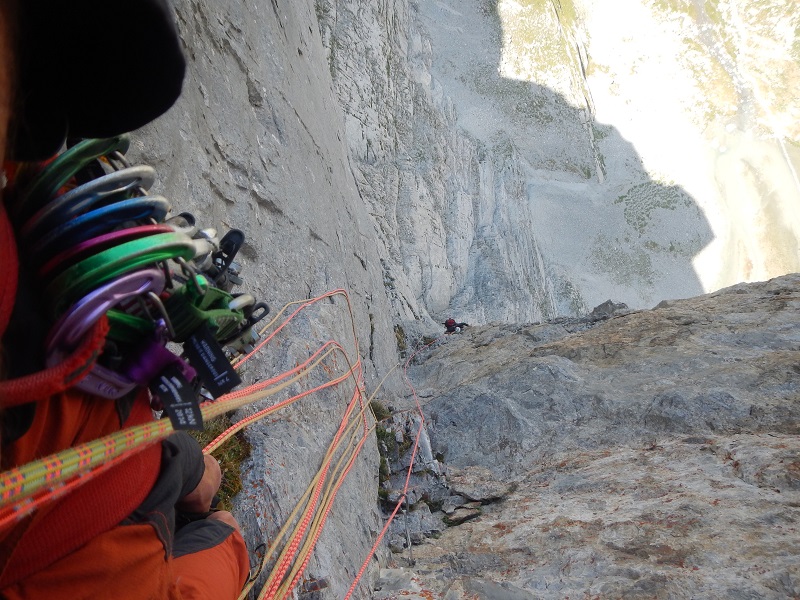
(343, 337, 438, 600)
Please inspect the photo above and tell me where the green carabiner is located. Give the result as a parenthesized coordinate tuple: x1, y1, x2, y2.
(14, 135, 131, 222)
(164, 282, 245, 343)
(48, 232, 199, 316)
(107, 309, 156, 344)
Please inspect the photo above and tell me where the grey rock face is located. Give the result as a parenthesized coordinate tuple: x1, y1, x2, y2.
(129, 1, 400, 596)
(316, 0, 569, 324)
(318, 0, 800, 322)
(446, 466, 516, 503)
(396, 274, 800, 598)
(414, 275, 800, 478)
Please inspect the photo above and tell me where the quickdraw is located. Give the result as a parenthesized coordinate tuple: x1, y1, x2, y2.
(5, 135, 270, 429)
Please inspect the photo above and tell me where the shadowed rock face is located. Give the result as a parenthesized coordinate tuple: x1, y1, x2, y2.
(397, 274, 800, 598)
(317, 0, 800, 323)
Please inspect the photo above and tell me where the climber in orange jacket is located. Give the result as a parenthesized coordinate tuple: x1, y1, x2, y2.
(0, 1, 249, 597)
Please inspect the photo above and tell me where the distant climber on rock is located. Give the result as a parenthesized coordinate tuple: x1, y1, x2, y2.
(443, 318, 469, 334)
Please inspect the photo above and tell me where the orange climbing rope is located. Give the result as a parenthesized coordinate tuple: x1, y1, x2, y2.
(0, 286, 438, 600)
(202, 342, 360, 455)
(0, 290, 363, 530)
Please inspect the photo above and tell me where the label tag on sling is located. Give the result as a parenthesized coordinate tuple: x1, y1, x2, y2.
(149, 364, 203, 430)
(182, 322, 241, 398)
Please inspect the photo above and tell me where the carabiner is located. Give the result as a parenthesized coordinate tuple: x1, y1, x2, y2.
(20, 165, 156, 241)
(48, 231, 197, 315)
(30, 195, 171, 262)
(45, 267, 166, 359)
(13, 135, 131, 222)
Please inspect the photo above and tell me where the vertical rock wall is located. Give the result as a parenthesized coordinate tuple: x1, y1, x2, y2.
(316, 0, 563, 325)
(129, 1, 403, 596)
(318, 0, 800, 319)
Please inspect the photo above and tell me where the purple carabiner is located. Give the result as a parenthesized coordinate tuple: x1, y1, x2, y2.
(46, 267, 166, 358)
(45, 268, 166, 399)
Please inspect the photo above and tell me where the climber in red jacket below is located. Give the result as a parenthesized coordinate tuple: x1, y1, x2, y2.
(443, 318, 469, 334)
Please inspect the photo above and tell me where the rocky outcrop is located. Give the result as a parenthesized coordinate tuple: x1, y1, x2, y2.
(387, 274, 800, 598)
